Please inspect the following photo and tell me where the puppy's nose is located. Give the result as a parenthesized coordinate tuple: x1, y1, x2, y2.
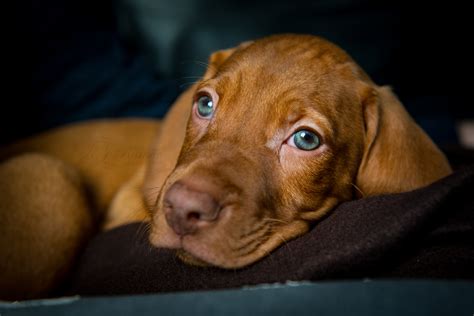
(163, 181, 220, 236)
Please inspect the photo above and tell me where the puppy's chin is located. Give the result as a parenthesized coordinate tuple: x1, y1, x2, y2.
(149, 226, 256, 268)
(175, 249, 211, 267)
(148, 219, 219, 267)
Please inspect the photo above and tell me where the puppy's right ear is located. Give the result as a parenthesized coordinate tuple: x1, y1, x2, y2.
(355, 84, 452, 197)
(203, 41, 253, 79)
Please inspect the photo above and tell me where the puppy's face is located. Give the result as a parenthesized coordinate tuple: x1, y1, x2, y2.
(149, 35, 369, 268)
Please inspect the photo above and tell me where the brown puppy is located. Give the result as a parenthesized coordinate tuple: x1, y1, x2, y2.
(0, 34, 451, 299)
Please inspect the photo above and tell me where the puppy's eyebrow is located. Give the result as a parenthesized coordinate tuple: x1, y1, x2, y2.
(286, 107, 332, 136)
(301, 108, 332, 135)
(265, 108, 331, 151)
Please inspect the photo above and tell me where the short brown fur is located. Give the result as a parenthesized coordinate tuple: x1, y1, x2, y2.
(0, 34, 451, 299)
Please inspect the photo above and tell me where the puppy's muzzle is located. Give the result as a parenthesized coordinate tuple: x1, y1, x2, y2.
(163, 180, 221, 236)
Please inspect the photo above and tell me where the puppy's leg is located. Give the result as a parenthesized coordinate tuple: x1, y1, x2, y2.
(102, 165, 150, 231)
(0, 153, 93, 300)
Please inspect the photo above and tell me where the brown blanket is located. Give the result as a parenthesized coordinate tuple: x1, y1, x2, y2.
(66, 165, 474, 296)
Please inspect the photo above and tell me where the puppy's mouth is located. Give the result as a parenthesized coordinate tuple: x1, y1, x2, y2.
(149, 211, 309, 269)
(148, 221, 263, 268)
(170, 235, 275, 269)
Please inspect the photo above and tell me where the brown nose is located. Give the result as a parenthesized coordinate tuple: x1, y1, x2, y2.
(163, 181, 220, 236)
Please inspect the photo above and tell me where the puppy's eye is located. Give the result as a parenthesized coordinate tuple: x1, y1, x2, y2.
(196, 95, 214, 118)
(291, 129, 321, 151)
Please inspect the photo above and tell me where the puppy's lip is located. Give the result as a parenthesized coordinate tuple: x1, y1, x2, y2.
(149, 204, 278, 268)
(180, 220, 310, 268)
(179, 235, 268, 269)
(148, 226, 181, 249)
(148, 230, 223, 267)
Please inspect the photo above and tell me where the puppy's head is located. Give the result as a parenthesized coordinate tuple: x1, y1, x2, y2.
(148, 34, 451, 268)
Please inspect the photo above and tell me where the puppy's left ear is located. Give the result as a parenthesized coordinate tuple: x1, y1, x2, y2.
(203, 41, 253, 79)
(356, 84, 452, 197)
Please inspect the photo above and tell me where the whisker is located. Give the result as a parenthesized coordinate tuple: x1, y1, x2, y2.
(259, 247, 274, 265)
(179, 81, 199, 89)
(143, 186, 162, 191)
(180, 60, 212, 70)
(143, 186, 161, 191)
(274, 233, 291, 253)
(273, 232, 295, 267)
(122, 212, 154, 253)
(134, 220, 150, 242)
(180, 76, 203, 80)
(262, 217, 289, 225)
(143, 188, 161, 210)
(134, 220, 148, 235)
(351, 183, 365, 198)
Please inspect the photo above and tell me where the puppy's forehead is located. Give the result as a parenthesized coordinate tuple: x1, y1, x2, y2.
(217, 35, 351, 101)
(209, 35, 355, 111)
(222, 35, 352, 78)
(205, 36, 354, 133)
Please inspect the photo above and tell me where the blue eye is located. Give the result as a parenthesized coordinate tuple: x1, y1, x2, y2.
(196, 95, 214, 118)
(292, 129, 320, 151)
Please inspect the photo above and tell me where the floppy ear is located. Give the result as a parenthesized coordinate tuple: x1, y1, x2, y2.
(356, 85, 452, 197)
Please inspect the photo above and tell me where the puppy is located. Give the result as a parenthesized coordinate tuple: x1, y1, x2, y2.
(145, 34, 452, 267)
(0, 34, 451, 299)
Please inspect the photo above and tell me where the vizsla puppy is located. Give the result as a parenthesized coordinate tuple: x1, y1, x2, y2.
(0, 34, 451, 299)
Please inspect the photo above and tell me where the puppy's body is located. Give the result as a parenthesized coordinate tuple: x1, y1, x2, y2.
(0, 34, 451, 299)
(0, 119, 158, 299)
(1, 119, 159, 215)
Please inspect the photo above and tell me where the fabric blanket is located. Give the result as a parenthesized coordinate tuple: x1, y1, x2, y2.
(66, 165, 474, 296)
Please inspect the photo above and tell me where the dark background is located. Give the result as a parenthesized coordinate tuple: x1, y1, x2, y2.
(8, 0, 472, 145)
